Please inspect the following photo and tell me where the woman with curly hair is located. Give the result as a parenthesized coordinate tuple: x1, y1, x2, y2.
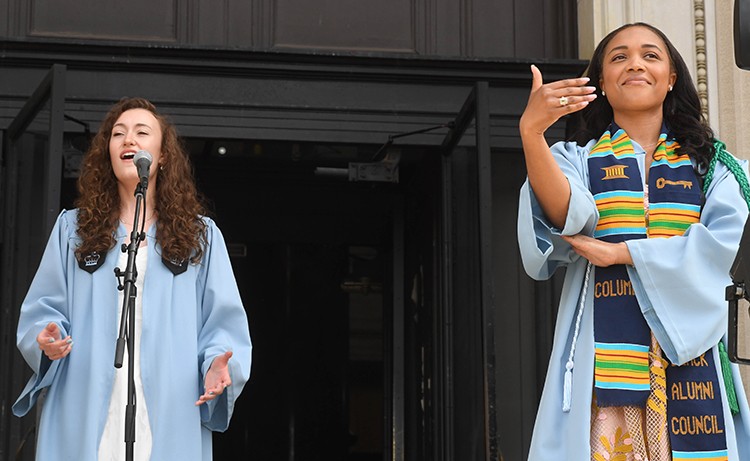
(518, 23, 750, 460)
(12, 97, 252, 460)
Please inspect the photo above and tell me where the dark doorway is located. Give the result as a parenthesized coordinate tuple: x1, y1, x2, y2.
(187, 139, 426, 460)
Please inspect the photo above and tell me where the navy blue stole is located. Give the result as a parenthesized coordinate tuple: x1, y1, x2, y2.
(588, 124, 728, 460)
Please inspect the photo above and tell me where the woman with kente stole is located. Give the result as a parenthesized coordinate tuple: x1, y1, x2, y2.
(518, 22, 750, 460)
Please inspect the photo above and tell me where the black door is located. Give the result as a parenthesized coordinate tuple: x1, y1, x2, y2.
(0, 64, 66, 461)
(194, 142, 405, 460)
(437, 82, 499, 461)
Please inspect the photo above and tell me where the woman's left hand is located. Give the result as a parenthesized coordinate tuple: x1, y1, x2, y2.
(561, 234, 633, 267)
(196, 350, 233, 406)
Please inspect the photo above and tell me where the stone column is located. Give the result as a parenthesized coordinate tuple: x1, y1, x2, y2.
(715, 0, 750, 158)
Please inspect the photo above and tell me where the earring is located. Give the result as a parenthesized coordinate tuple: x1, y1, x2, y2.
(601, 90, 606, 97)
(668, 85, 673, 91)
(160, 164, 164, 171)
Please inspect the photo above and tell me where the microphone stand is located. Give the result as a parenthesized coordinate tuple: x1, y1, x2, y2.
(114, 179, 147, 461)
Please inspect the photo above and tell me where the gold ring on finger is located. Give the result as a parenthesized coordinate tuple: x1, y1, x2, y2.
(559, 96, 569, 107)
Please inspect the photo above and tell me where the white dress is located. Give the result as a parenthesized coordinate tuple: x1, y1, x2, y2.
(98, 248, 153, 460)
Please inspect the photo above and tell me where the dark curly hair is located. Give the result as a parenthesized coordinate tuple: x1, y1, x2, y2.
(567, 22, 715, 173)
(74, 97, 208, 264)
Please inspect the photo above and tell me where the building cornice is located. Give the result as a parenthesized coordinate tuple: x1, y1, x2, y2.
(0, 39, 587, 87)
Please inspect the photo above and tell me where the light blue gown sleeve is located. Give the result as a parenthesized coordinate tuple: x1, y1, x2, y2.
(519, 140, 602, 460)
(13, 210, 72, 416)
(196, 218, 252, 431)
(518, 140, 599, 280)
(626, 158, 750, 365)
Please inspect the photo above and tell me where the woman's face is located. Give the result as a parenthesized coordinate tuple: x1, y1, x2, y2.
(599, 26, 677, 115)
(109, 108, 163, 187)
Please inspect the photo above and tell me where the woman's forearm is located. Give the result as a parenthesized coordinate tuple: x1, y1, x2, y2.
(521, 130, 571, 229)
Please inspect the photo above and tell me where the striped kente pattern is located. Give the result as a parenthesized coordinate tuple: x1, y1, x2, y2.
(593, 191, 646, 239)
(590, 131, 700, 240)
(591, 129, 646, 240)
(672, 449, 728, 460)
(649, 139, 701, 238)
(594, 342, 650, 391)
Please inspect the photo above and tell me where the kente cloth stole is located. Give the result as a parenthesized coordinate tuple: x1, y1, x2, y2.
(588, 124, 729, 460)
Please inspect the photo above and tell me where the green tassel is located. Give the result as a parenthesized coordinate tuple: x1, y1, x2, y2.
(719, 341, 740, 415)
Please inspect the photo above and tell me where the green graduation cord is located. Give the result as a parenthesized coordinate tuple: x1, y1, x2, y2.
(703, 139, 746, 415)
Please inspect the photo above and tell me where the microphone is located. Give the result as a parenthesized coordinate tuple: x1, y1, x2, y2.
(133, 150, 152, 189)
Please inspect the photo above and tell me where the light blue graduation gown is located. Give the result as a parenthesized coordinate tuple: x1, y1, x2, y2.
(518, 140, 750, 460)
(13, 209, 252, 460)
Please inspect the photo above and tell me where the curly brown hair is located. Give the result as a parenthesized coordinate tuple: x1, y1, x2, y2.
(74, 97, 208, 264)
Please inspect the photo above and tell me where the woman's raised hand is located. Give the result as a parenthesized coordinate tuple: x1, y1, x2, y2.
(519, 65, 597, 137)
